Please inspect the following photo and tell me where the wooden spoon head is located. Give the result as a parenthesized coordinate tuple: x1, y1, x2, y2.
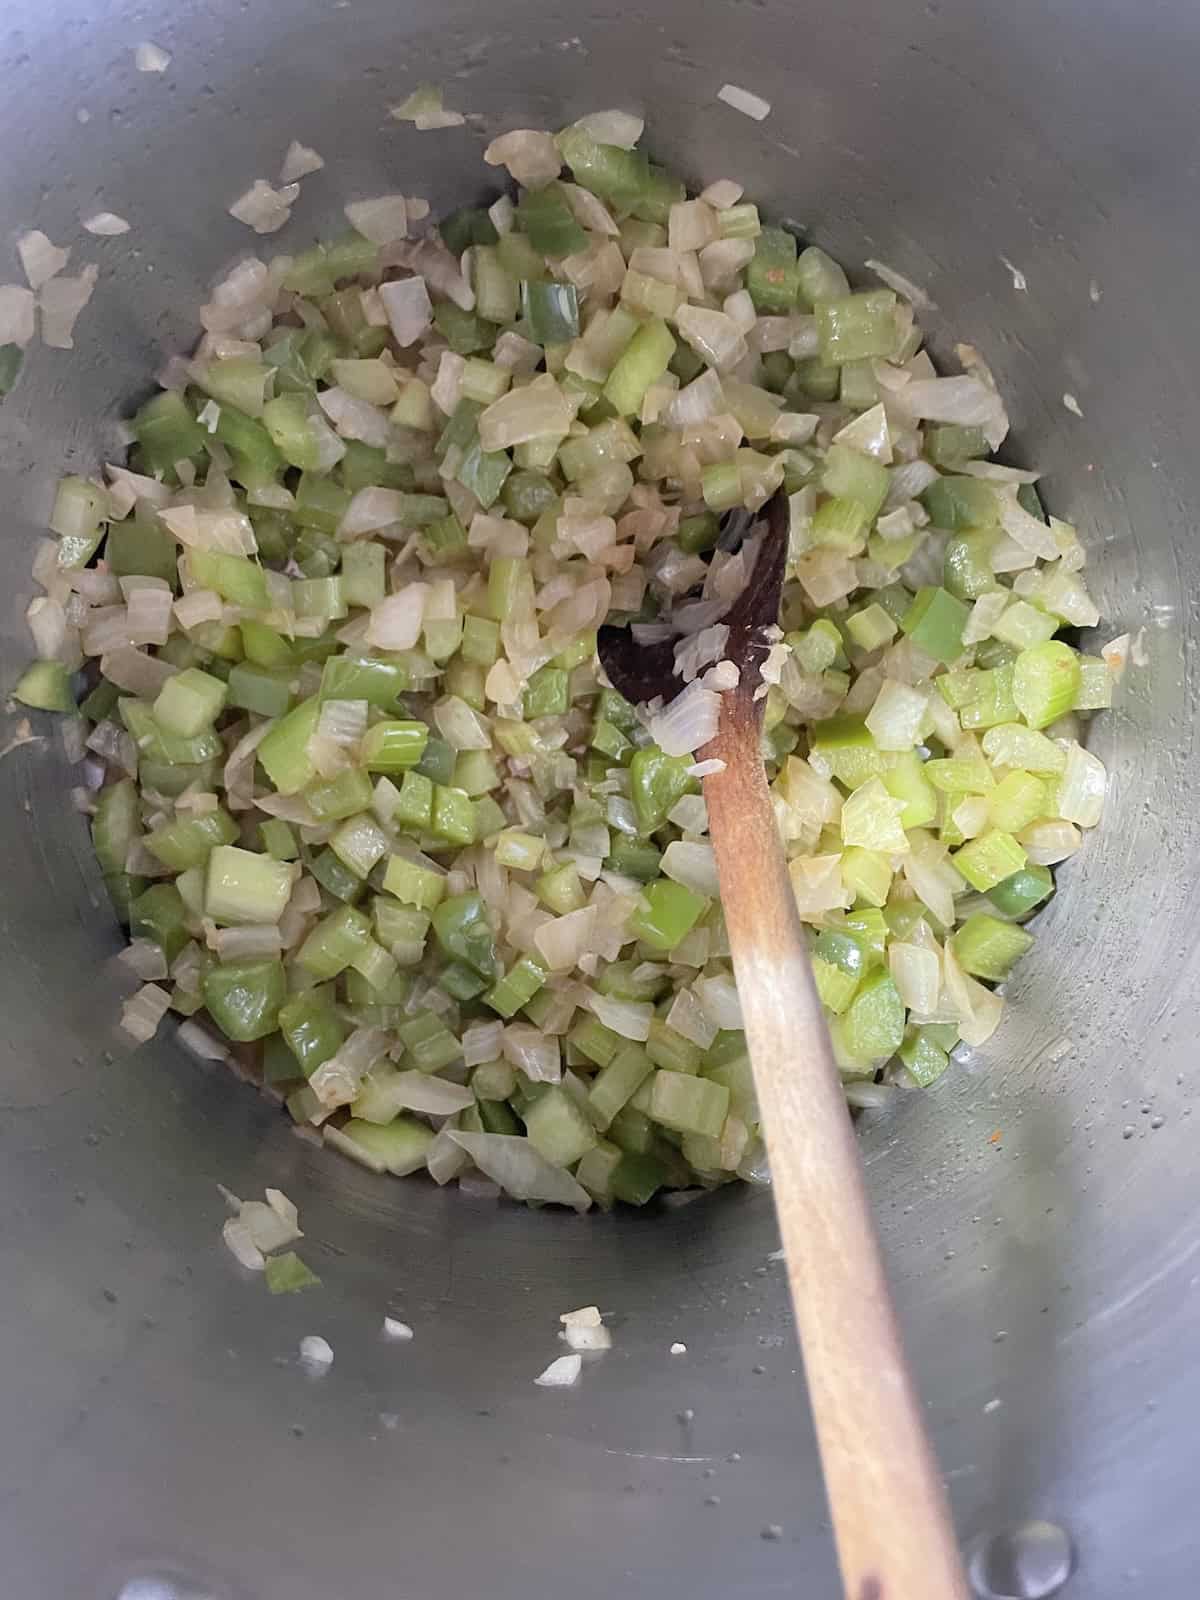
(597, 490, 789, 710)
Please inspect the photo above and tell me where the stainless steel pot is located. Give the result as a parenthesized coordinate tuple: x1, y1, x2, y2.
(1, 1, 1196, 1595)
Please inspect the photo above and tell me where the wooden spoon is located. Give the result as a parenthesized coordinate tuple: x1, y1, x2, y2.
(598, 493, 969, 1600)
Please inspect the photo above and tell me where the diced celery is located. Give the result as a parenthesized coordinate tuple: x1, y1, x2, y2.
(484, 955, 547, 1018)
(816, 290, 897, 364)
(901, 586, 970, 664)
(986, 770, 1046, 832)
(837, 969, 905, 1064)
(296, 904, 373, 979)
(952, 830, 1027, 892)
(604, 318, 675, 417)
(153, 668, 228, 737)
(822, 443, 888, 520)
(330, 1118, 434, 1176)
(524, 1086, 597, 1167)
(382, 854, 446, 911)
(145, 808, 239, 871)
(305, 767, 375, 822)
(279, 990, 347, 1077)
(899, 1029, 950, 1087)
(256, 696, 322, 795)
(13, 660, 75, 712)
(649, 1070, 730, 1138)
(203, 958, 286, 1042)
(951, 912, 1035, 981)
(630, 880, 709, 951)
(205, 844, 293, 926)
(922, 477, 998, 533)
(130, 882, 189, 965)
(986, 864, 1054, 918)
(1012, 641, 1082, 730)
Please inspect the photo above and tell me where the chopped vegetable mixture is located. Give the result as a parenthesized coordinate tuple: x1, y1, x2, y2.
(15, 109, 1115, 1210)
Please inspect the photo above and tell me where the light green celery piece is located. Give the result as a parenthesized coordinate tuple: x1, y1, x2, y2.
(264, 1252, 321, 1294)
(50, 476, 108, 568)
(327, 1117, 434, 1176)
(816, 290, 898, 364)
(153, 668, 228, 737)
(382, 854, 446, 911)
(257, 697, 322, 794)
(604, 318, 675, 416)
(649, 1070, 730, 1139)
(205, 845, 294, 926)
(1012, 641, 1081, 729)
(144, 809, 239, 871)
(952, 830, 1027, 892)
(523, 1086, 598, 1167)
(588, 1044, 655, 1130)
(296, 904, 373, 979)
(13, 660, 75, 712)
(950, 912, 1035, 982)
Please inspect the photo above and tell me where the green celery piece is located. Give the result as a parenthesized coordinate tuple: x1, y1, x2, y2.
(257, 697, 322, 795)
(382, 853, 445, 911)
(569, 1016, 622, 1068)
(295, 473, 351, 534)
(899, 1030, 950, 1087)
(91, 779, 140, 876)
(649, 1070, 729, 1138)
(206, 844, 294, 926)
(815, 290, 897, 364)
(0, 342, 23, 398)
(952, 830, 1027, 892)
(925, 425, 988, 469)
(630, 880, 709, 951)
(556, 127, 650, 210)
(396, 1010, 460, 1074)
(296, 904, 373, 979)
(279, 991, 347, 1078)
(901, 586, 970, 664)
(186, 548, 268, 610)
(629, 746, 694, 834)
(523, 1086, 597, 1167)
(986, 864, 1054, 919)
(131, 391, 207, 476)
(338, 440, 413, 493)
(821, 443, 889, 520)
(588, 1044, 655, 1130)
(922, 476, 998, 532)
(310, 846, 366, 903)
(306, 767, 375, 823)
(440, 206, 500, 255)
(394, 770, 435, 830)
(431, 893, 497, 977)
(145, 809, 239, 872)
(605, 838, 662, 882)
(259, 818, 299, 861)
(644, 1018, 701, 1075)
(261, 393, 326, 470)
(484, 956, 547, 1019)
(212, 402, 284, 491)
(318, 655, 405, 708)
(415, 734, 457, 786)
(812, 496, 870, 552)
(611, 1150, 667, 1206)
(881, 751, 938, 829)
(264, 1252, 321, 1294)
(106, 515, 179, 586)
(810, 716, 887, 789)
(576, 1139, 623, 1204)
(521, 280, 580, 344)
(501, 470, 559, 527)
(433, 302, 498, 355)
(1012, 641, 1081, 729)
(950, 912, 1035, 982)
(153, 667, 228, 737)
(130, 883, 189, 966)
(227, 662, 293, 719)
(430, 784, 476, 846)
(604, 318, 675, 416)
(987, 769, 1046, 832)
(517, 185, 587, 258)
(361, 721, 429, 773)
(13, 661, 75, 712)
(456, 438, 512, 508)
(331, 1118, 434, 1176)
(837, 969, 905, 1063)
(795, 246, 850, 307)
(202, 958, 287, 1042)
(812, 956, 860, 1015)
(523, 665, 569, 719)
(746, 226, 799, 314)
(240, 620, 295, 669)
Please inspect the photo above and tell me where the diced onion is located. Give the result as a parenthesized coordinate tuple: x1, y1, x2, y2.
(535, 1353, 582, 1386)
(345, 195, 408, 244)
(717, 83, 771, 120)
(484, 130, 562, 188)
(39, 266, 99, 349)
(18, 230, 70, 290)
(120, 982, 171, 1044)
(229, 180, 299, 235)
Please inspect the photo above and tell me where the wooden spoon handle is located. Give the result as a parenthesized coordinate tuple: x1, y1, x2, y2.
(704, 699, 969, 1600)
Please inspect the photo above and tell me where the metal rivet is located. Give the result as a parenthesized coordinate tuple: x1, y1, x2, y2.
(967, 1520, 1074, 1599)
